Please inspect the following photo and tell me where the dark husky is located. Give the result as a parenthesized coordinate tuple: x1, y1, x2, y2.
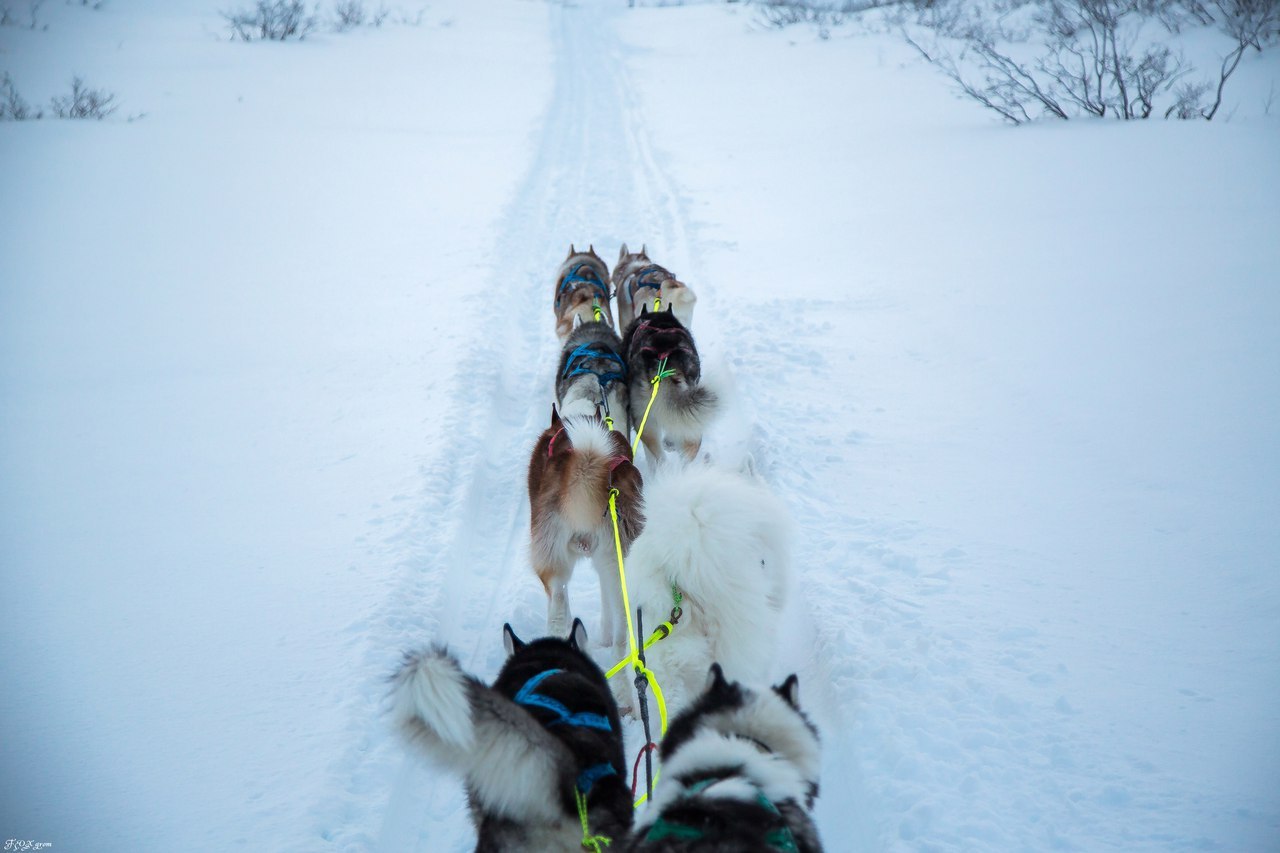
(556, 320, 631, 435)
(555, 244, 615, 340)
(621, 305, 718, 462)
(392, 619, 633, 852)
(625, 665, 824, 852)
(528, 408, 644, 650)
(614, 243, 697, 331)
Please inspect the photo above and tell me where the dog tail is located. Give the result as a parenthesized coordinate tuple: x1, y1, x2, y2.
(391, 646, 575, 823)
(392, 646, 477, 752)
(665, 378, 720, 436)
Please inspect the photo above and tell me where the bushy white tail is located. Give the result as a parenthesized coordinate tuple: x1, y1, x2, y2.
(391, 646, 476, 751)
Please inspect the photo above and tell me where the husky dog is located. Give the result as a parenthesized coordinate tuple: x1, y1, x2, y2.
(614, 463, 790, 715)
(528, 408, 645, 649)
(614, 244, 697, 330)
(556, 320, 631, 436)
(621, 305, 718, 462)
(555, 245, 615, 339)
(392, 619, 632, 852)
(625, 664, 823, 852)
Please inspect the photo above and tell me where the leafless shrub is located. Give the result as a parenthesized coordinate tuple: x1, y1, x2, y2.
(1200, 0, 1280, 118)
(49, 75, 117, 119)
(222, 0, 316, 41)
(1, 72, 43, 120)
(757, 0, 867, 36)
(333, 0, 389, 31)
(903, 0, 1276, 123)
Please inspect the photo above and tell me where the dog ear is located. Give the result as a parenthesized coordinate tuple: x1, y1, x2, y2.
(640, 303, 649, 317)
(618, 243, 629, 262)
(568, 244, 577, 257)
(705, 663, 730, 694)
(640, 243, 648, 257)
(569, 618, 588, 650)
(503, 623, 525, 656)
(551, 405, 563, 430)
(774, 674, 801, 708)
(588, 243, 598, 258)
(572, 312, 584, 331)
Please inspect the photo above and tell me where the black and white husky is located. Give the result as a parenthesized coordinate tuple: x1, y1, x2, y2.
(392, 619, 632, 852)
(626, 664, 824, 852)
(621, 305, 718, 463)
(556, 319, 631, 436)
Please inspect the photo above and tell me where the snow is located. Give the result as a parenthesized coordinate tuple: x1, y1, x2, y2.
(2, 0, 1278, 851)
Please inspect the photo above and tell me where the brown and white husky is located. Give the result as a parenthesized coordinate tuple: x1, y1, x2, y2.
(613, 244, 697, 330)
(527, 408, 644, 650)
(554, 245, 615, 340)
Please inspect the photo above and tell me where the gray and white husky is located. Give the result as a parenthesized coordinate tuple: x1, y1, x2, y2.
(555, 245, 615, 340)
(392, 619, 633, 852)
(556, 319, 631, 436)
(614, 244, 697, 330)
(625, 664, 824, 852)
(621, 305, 719, 463)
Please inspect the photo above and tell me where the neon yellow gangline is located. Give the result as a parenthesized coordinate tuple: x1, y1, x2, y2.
(605, 622, 674, 679)
(607, 488, 670, 807)
(630, 358, 674, 455)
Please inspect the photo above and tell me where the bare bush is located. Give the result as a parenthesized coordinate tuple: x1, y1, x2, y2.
(903, 0, 1277, 123)
(757, 0, 867, 36)
(1, 72, 42, 120)
(222, 0, 316, 41)
(1201, 0, 1280, 117)
(333, 0, 389, 31)
(49, 75, 117, 119)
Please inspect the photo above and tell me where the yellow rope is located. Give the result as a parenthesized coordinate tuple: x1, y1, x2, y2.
(575, 788, 612, 851)
(630, 358, 674, 455)
(606, 489, 670, 808)
(605, 622, 674, 679)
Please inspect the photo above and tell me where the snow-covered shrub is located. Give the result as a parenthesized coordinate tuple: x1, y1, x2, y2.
(222, 0, 317, 41)
(49, 76, 117, 119)
(333, 0, 389, 30)
(756, 0, 866, 35)
(901, 0, 1279, 122)
(1, 72, 42, 120)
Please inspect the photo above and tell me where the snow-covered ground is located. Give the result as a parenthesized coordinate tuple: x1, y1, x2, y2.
(2, 1, 1277, 850)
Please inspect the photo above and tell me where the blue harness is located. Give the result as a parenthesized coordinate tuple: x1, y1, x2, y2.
(514, 669, 619, 796)
(557, 263, 610, 307)
(561, 343, 627, 389)
(627, 264, 671, 300)
(515, 669, 614, 732)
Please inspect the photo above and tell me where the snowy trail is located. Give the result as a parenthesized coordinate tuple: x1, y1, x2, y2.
(312, 2, 817, 848)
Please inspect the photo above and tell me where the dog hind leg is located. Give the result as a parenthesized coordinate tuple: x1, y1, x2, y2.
(536, 558, 573, 638)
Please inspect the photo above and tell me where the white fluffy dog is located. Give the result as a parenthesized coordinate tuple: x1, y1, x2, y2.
(613, 462, 792, 715)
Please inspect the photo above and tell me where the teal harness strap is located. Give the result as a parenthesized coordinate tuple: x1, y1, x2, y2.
(643, 777, 800, 851)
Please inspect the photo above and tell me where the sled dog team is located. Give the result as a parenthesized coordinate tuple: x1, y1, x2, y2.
(392, 245, 824, 851)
